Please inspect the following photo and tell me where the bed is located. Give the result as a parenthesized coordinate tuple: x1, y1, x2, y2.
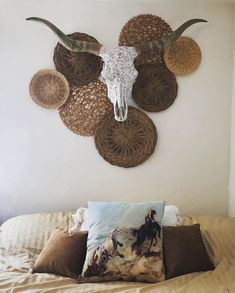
(0, 211, 234, 293)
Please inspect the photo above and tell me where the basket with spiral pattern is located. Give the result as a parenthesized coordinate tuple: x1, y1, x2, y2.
(95, 106, 157, 168)
(132, 64, 178, 112)
(53, 32, 103, 85)
(29, 69, 70, 109)
(164, 36, 201, 75)
(119, 14, 172, 67)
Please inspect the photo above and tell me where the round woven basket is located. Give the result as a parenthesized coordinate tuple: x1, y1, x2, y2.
(29, 69, 70, 109)
(164, 36, 201, 75)
(119, 14, 172, 67)
(95, 106, 157, 168)
(53, 32, 103, 85)
(59, 80, 112, 136)
(132, 64, 178, 112)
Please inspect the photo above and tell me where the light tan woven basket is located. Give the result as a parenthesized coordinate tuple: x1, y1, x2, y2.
(29, 69, 70, 109)
(59, 80, 112, 136)
(164, 36, 201, 75)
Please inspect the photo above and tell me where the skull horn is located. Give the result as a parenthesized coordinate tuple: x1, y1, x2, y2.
(26, 17, 102, 55)
(135, 18, 207, 54)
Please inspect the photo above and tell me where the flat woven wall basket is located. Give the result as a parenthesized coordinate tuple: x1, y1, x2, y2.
(119, 14, 172, 66)
(164, 36, 201, 75)
(132, 64, 178, 112)
(29, 69, 70, 109)
(54, 32, 103, 85)
(95, 106, 157, 168)
(59, 80, 112, 136)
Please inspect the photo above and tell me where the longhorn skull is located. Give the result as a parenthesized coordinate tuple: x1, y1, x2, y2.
(26, 17, 207, 121)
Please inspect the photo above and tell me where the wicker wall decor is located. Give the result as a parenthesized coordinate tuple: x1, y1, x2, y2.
(164, 37, 201, 75)
(27, 14, 206, 168)
(54, 32, 103, 85)
(59, 80, 112, 136)
(132, 64, 178, 112)
(29, 69, 70, 109)
(119, 14, 172, 67)
(95, 106, 157, 168)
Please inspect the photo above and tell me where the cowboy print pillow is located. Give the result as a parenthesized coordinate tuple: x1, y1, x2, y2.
(81, 201, 166, 283)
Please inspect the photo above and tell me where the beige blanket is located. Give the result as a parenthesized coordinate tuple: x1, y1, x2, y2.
(0, 212, 234, 293)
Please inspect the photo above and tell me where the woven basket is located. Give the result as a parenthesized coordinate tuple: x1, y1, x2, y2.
(29, 69, 70, 109)
(95, 106, 157, 168)
(53, 32, 103, 85)
(132, 64, 178, 112)
(59, 80, 112, 136)
(164, 36, 201, 75)
(119, 14, 172, 67)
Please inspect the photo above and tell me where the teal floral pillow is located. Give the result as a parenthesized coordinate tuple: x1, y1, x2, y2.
(81, 201, 166, 283)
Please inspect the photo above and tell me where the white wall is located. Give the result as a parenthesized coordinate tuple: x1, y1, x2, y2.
(0, 0, 234, 223)
(229, 10, 235, 217)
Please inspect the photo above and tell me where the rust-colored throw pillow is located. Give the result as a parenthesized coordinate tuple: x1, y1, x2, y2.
(33, 229, 88, 278)
(163, 224, 214, 279)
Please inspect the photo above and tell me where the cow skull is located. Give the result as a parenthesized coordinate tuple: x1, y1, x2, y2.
(26, 17, 207, 122)
(99, 47, 138, 121)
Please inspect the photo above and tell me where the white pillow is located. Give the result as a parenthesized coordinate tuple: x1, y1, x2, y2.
(71, 207, 89, 232)
(70, 204, 181, 232)
(162, 205, 181, 226)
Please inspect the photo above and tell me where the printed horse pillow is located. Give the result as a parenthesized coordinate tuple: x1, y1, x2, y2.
(81, 201, 166, 283)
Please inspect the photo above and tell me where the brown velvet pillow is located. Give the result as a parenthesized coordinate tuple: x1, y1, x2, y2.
(163, 224, 214, 279)
(33, 228, 88, 278)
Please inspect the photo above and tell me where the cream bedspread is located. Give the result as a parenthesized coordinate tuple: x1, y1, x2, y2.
(0, 211, 234, 293)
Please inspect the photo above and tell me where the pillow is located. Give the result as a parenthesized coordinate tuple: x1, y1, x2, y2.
(0, 211, 73, 255)
(33, 228, 88, 278)
(162, 205, 181, 226)
(81, 201, 166, 283)
(71, 204, 180, 232)
(163, 224, 214, 279)
(71, 207, 89, 232)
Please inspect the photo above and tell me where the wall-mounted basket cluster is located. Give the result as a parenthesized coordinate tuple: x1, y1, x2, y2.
(29, 14, 203, 168)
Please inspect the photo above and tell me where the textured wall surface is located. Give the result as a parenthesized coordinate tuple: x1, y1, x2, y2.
(229, 13, 235, 217)
(0, 0, 234, 223)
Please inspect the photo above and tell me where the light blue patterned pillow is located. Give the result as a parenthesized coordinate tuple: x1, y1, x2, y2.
(81, 201, 166, 283)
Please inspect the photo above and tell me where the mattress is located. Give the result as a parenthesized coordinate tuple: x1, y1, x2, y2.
(0, 211, 234, 293)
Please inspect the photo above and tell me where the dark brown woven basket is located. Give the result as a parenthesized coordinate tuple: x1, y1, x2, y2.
(95, 106, 157, 168)
(119, 14, 172, 67)
(132, 64, 178, 112)
(53, 32, 103, 86)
